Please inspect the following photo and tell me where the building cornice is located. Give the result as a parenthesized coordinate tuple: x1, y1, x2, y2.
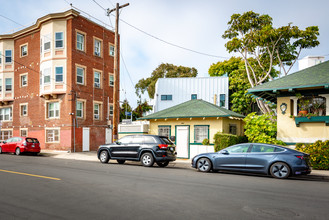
(0, 9, 80, 40)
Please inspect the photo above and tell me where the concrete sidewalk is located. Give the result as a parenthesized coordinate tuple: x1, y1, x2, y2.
(40, 150, 329, 180)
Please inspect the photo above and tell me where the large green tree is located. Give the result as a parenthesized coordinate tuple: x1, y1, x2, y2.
(222, 11, 320, 114)
(209, 57, 253, 115)
(209, 57, 277, 115)
(135, 63, 198, 99)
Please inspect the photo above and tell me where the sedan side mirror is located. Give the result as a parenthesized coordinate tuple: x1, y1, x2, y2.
(220, 150, 229, 155)
(3, 141, 6, 144)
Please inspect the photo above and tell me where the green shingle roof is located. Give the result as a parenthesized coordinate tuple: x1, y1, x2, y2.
(248, 60, 329, 93)
(140, 99, 244, 120)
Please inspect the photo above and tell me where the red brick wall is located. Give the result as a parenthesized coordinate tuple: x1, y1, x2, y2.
(2, 11, 116, 152)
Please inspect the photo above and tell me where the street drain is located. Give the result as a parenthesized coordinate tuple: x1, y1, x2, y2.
(242, 206, 300, 219)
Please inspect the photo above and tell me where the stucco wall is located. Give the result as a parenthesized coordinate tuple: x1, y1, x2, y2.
(148, 117, 243, 144)
(277, 97, 329, 143)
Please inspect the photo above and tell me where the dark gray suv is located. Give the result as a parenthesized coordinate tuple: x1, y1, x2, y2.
(97, 135, 176, 167)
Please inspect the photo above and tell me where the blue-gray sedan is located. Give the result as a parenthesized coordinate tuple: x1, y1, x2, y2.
(191, 143, 311, 179)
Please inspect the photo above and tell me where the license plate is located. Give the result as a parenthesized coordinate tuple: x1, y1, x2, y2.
(32, 144, 35, 148)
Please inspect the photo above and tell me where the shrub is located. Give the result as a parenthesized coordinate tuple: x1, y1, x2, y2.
(295, 140, 329, 170)
(202, 138, 210, 145)
(243, 112, 286, 145)
(213, 133, 247, 152)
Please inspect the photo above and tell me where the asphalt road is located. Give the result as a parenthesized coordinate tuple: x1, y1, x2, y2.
(0, 154, 329, 220)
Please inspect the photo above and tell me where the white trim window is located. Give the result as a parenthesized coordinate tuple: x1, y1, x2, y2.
(21, 45, 28, 57)
(94, 39, 101, 56)
(76, 32, 85, 51)
(76, 101, 83, 118)
(109, 74, 114, 87)
(0, 130, 12, 141)
(55, 32, 64, 48)
(194, 126, 209, 143)
(109, 44, 115, 56)
(21, 74, 28, 87)
(77, 67, 84, 85)
(44, 34, 51, 51)
(43, 68, 51, 84)
(21, 104, 27, 116)
(55, 66, 63, 82)
(5, 78, 12, 92)
(0, 107, 12, 121)
(0, 79, 2, 92)
(94, 71, 101, 88)
(94, 103, 100, 120)
(5, 50, 12, 63)
(158, 126, 170, 137)
(0, 51, 2, 64)
(46, 129, 59, 143)
(47, 102, 60, 118)
(20, 129, 28, 137)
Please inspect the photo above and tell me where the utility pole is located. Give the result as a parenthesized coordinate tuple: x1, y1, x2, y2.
(107, 3, 129, 141)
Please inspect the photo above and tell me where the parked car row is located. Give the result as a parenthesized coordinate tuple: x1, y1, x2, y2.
(0, 134, 312, 179)
(0, 137, 41, 155)
(97, 135, 312, 179)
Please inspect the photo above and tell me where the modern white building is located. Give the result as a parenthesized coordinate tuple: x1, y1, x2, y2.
(298, 56, 325, 71)
(151, 76, 229, 113)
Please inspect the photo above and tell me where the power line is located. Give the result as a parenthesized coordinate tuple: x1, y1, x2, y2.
(120, 52, 135, 88)
(0, 14, 25, 28)
(76, 2, 228, 59)
(92, 0, 106, 11)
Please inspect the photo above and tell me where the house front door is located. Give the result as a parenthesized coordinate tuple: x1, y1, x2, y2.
(176, 126, 189, 158)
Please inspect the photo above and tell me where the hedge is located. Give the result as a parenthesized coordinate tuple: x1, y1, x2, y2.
(213, 132, 248, 152)
(296, 140, 329, 170)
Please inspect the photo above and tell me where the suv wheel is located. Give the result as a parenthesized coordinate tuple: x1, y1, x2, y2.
(141, 152, 154, 167)
(117, 159, 125, 164)
(99, 150, 110, 163)
(156, 161, 169, 167)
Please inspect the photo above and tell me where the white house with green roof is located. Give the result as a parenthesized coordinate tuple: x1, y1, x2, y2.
(140, 99, 244, 159)
(248, 60, 329, 144)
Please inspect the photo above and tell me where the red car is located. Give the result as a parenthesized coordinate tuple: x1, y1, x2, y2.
(0, 137, 41, 155)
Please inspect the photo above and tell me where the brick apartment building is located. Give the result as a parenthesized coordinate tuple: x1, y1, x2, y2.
(0, 9, 118, 151)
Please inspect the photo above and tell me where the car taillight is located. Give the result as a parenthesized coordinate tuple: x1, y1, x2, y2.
(158, 144, 168, 149)
(296, 155, 304, 160)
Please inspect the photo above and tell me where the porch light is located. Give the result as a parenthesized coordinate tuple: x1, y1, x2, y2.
(280, 103, 287, 115)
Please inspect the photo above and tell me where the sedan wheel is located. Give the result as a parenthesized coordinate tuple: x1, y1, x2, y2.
(15, 148, 21, 156)
(270, 162, 290, 179)
(0, 146, 2, 154)
(197, 158, 212, 172)
(99, 150, 110, 163)
(141, 153, 154, 167)
(156, 161, 169, 167)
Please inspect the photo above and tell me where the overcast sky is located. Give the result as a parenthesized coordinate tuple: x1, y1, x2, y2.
(1, 0, 328, 108)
